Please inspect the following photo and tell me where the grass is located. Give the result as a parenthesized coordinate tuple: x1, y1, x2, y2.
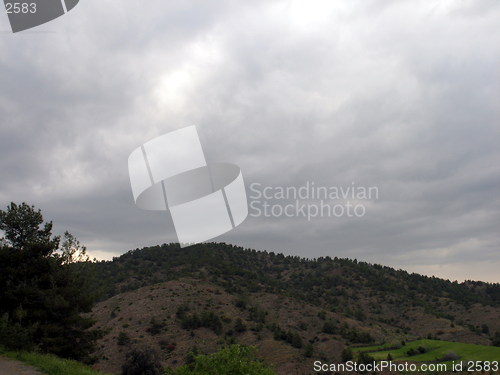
(362, 339, 500, 361)
(355, 339, 500, 371)
(0, 349, 110, 375)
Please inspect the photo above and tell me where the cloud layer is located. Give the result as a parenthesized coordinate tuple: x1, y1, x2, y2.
(0, 0, 499, 281)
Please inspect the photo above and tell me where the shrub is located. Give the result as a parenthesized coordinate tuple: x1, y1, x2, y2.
(341, 348, 353, 362)
(234, 318, 247, 333)
(340, 325, 373, 344)
(167, 345, 275, 375)
(147, 318, 164, 335)
(297, 321, 308, 331)
(268, 324, 302, 348)
(117, 332, 130, 346)
(0, 317, 36, 351)
(234, 299, 247, 310)
(358, 352, 374, 364)
(200, 311, 223, 335)
(288, 331, 302, 348)
(417, 346, 427, 353)
(176, 304, 190, 319)
(492, 332, 500, 347)
(180, 311, 222, 335)
(122, 347, 162, 375)
(304, 343, 313, 358)
(248, 306, 267, 324)
(322, 321, 336, 334)
(482, 324, 490, 334)
(185, 346, 199, 366)
(406, 348, 417, 356)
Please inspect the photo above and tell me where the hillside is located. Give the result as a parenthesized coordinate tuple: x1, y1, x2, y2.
(88, 243, 500, 374)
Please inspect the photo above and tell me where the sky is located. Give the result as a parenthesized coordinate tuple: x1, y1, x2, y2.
(0, 0, 499, 282)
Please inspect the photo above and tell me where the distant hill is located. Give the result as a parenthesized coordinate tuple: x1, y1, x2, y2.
(87, 243, 500, 374)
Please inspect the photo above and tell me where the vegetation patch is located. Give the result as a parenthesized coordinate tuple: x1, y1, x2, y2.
(177, 308, 223, 335)
(165, 345, 275, 375)
(355, 339, 500, 363)
(0, 349, 110, 375)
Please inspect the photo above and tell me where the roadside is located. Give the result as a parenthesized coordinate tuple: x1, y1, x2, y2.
(0, 350, 109, 375)
(0, 355, 43, 375)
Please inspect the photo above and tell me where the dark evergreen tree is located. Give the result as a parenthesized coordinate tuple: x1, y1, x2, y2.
(0, 202, 98, 362)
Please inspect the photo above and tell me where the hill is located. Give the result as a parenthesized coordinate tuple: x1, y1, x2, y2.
(87, 243, 500, 374)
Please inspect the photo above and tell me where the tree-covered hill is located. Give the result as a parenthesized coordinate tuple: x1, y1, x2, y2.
(91, 242, 500, 310)
(88, 243, 500, 374)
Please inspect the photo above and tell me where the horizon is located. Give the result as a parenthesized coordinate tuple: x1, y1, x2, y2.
(85, 241, 500, 285)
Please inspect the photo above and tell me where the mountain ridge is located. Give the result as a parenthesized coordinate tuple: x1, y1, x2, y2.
(87, 243, 500, 374)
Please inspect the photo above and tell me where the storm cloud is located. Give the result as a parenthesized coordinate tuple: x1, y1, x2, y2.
(0, 0, 499, 282)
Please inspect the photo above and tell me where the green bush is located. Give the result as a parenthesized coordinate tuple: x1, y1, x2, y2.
(268, 324, 302, 348)
(167, 345, 275, 375)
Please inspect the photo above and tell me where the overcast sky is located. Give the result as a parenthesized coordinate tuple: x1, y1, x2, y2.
(0, 0, 499, 282)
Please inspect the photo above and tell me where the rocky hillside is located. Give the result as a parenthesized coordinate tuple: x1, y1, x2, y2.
(88, 243, 500, 374)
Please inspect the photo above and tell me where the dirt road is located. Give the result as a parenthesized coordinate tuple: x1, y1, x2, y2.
(0, 356, 42, 375)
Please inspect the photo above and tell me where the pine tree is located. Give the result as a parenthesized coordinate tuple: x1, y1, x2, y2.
(0, 202, 99, 362)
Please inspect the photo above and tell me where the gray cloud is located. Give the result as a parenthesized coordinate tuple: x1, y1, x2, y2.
(0, 0, 499, 282)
